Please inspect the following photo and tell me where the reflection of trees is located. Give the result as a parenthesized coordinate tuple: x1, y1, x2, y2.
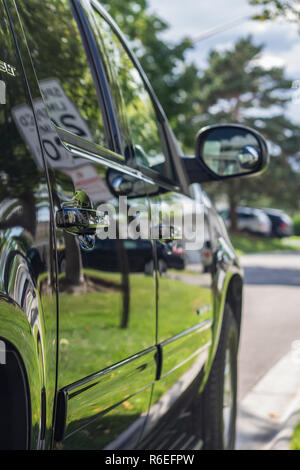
(14, 0, 109, 289)
(17, 0, 106, 145)
(64, 232, 84, 286)
(14, 1, 144, 330)
(116, 240, 130, 329)
(92, 11, 164, 167)
(0, 15, 39, 238)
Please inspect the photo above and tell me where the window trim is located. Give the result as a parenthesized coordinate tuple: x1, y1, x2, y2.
(55, 125, 164, 188)
(71, 0, 123, 155)
(89, 0, 167, 124)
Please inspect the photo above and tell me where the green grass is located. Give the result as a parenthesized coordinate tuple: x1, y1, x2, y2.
(291, 421, 300, 450)
(58, 270, 210, 383)
(229, 233, 300, 255)
(56, 268, 212, 448)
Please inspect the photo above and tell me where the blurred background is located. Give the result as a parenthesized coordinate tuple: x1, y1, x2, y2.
(100, 0, 300, 450)
(101, 0, 300, 243)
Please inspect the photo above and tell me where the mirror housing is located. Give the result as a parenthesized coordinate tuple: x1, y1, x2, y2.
(182, 124, 269, 184)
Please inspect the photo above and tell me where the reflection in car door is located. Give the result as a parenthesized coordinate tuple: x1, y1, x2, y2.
(52, 137, 157, 450)
(13, 0, 157, 450)
(84, 3, 215, 448)
(144, 191, 214, 449)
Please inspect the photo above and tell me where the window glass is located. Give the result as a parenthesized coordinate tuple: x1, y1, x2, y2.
(0, 8, 48, 204)
(90, 7, 167, 173)
(18, 0, 107, 147)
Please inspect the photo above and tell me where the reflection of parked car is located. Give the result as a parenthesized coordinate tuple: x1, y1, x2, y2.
(81, 239, 164, 273)
(59, 239, 185, 275)
(261, 208, 293, 238)
(220, 207, 271, 236)
(0, 0, 268, 451)
(165, 244, 185, 270)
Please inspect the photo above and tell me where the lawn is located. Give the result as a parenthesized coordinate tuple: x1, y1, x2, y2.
(291, 421, 300, 450)
(54, 268, 212, 448)
(57, 270, 211, 384)
(229, 233, 300, 255)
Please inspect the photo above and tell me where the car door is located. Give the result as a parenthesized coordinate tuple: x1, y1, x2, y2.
(85, 3, 214, 448)
(11, 0, 157, 450)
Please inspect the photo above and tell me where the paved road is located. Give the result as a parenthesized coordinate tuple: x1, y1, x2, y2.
(238, 252, 300, 400)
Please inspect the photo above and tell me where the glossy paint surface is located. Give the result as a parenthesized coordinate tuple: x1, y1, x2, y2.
(13, 0, 158, 448)
(0, 2, 57, 449)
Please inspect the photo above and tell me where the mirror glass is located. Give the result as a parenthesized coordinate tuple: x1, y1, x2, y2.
(202, 127, 261, 177)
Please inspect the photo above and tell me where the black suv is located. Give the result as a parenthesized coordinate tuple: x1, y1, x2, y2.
(0, 0, 268, 450)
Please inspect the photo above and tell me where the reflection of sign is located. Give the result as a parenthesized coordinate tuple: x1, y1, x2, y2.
(12, 78, 112, 203)
(0, 60, 16, 76)
(40, 78, 93, 142)
(64, 165, 112, 203)
(12, 78, 91, 170)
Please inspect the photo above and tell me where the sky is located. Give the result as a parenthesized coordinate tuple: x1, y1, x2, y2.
(148, 0, 300, 123)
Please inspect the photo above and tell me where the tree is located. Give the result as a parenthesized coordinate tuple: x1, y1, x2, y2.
(248, 0, 300, 22)
(196, 37, 300, 228)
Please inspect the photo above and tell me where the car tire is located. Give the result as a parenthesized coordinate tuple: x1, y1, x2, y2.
(201, 304, 238, 450)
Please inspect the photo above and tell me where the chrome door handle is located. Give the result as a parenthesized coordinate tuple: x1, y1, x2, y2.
(56, 190, 109, 250)
(56, 205, 108, 235)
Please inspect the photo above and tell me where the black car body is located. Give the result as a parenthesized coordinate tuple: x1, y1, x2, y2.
(0, 0, 268, 450)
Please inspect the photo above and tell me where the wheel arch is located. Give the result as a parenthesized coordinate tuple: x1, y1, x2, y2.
(200, 270, 243, 393)
(224, 274, 243, 337)
(0, 339, 31, 449)
(0, 297, 43, 449)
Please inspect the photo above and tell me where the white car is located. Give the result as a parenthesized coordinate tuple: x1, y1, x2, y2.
(221, 207, 271, 236)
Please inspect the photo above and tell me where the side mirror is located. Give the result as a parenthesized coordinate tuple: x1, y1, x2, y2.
(182, 124, 269, 183)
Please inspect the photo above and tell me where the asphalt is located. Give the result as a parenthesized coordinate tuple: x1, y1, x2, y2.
(238, 252, 300, 399)
(236, 251, 300, 450)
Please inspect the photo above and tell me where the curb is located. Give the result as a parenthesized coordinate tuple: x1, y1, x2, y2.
(264, 395, 300, 450)
(236, 350, 300, 450)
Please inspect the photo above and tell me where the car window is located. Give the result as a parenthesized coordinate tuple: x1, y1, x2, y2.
(89, 5, 170, 176)
(17, 0, 108, 149)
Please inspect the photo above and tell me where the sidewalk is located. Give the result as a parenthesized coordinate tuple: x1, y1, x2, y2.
(236, 350, 300, 450)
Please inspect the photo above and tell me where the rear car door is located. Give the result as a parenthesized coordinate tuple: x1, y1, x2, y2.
(85, 3, 214, 448)
(10, 0, 157, 450)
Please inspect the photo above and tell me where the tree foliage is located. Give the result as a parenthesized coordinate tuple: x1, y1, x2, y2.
(249, 0, 300, 22)
(196, 37, 300, 222)
(100, 0, 200, 144)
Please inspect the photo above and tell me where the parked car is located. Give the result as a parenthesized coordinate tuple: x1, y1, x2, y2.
(261, 208, 293, 238)
(220, 207, 271, 236)
(0, 0, 268, 450)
